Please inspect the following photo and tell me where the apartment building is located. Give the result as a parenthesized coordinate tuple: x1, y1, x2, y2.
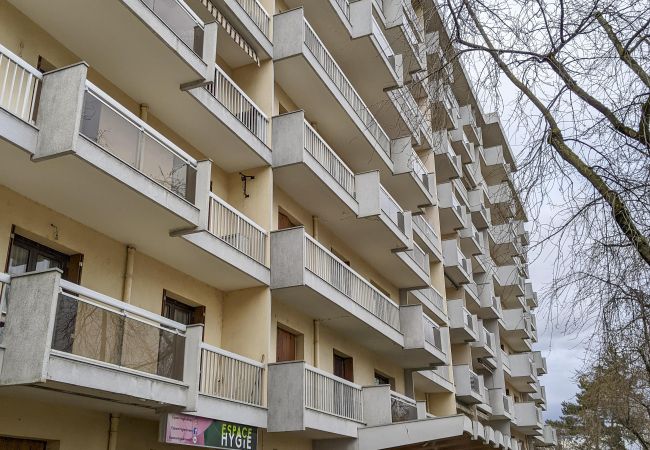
(0, 0, 557, 449)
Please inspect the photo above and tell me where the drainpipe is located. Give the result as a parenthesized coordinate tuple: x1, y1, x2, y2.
(107, 414, 120, 450)
(312, 216, 319, 239)
(122, 246, 136, 304)
(313, 320, 320, 368)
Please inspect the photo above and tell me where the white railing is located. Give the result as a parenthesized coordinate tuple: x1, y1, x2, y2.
(305, 365, 363, 422)
(402, 0, 423, 41)
(199, 343, 264, 406)
(80, 82, 198, 202)
(335, 0, 351, 19)
(460, 257, 471, 276)
(371, 18, 396, 72)
(469, 369, 480, 394)
(423, 315, 443, 351)
(303, 121, 355, 197)
(140, 0, 205, 56)
(304, 234, 400, 330)
(463, 307, 474, 331)
(379, 186, 404, 233)
(206, 65, 269, 144)
(208, 193, 267, 264)
(390, 390, 418, 422)
(441, 83, 459, 112)
(417, 286, 445, 313)
(503, 394, 511, 414)
(501, 350, 511, 371)
(0, 272, 10, 343)
(55, 279, 187, 380)
(410, 151, 429, 188)
(0, 43, 42, 125)
(236, 0, 271, 37)
(302, 19, 390, 155)
(412, 215, 441, 254)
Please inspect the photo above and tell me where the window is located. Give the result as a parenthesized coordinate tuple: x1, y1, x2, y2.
(162, 291, 205, 326)
(374, 371, 395, 389)
(333, 351, 353, 382)
(0, 436, 47, 450)
(6, 233, 82, 283)
(278, 210, 299, 230)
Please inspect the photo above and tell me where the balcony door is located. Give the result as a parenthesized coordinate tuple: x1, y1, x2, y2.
(0, 437, 46, 450)
(276, 327, 297, 362)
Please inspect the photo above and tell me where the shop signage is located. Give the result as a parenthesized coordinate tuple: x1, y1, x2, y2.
(161, 413, 257, 450)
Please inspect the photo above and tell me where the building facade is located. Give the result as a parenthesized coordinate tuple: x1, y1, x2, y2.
(0, 0, 557, 449)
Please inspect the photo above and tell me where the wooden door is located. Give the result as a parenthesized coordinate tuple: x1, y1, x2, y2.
(276, 327, 296, 362)
(0, 437, 47, 450)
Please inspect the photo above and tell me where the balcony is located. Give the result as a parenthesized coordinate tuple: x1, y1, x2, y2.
(185, 63, 272, 171)
(502, 308, 533, 349)
(542, 424, 558, 446)
(488, 388, 514, 420)
(271, 228, 440, 369)
(282, 0, 403, 115)
(274, 8, 394, 178)
(525, 282, 539, 308)
(382, 0, 426, 74)
(459, 222, 484, 257)
(470, 321, 496, 360)
(385, 137, 435, 210)
(268, 361, 364, 438)
(500, 349, 512, 377)
(448, 300, 478, 343)
(495, 265, 526, 306)
(412, 215, 443, 262)
(476, 279, 503, 320)
(458, 105, 482, 145)
(509, 353, 537, 392)
(400, 305, 449, 366)
(468, 188, 492, 230)
(530, 385, 547, 410)
(449, 128, 475, 164)
(407, 287, 448, 325)
(413, 366, 454, 394)
(513, 402, 543, 435)
(0, 270, 266, 427)
(432, 131, 463, 181)
(492, 223, 522, 260)
(202, 0, 273, 60)
(452, 364, 484, 404)
(437, 183, 466, 234)
(488, 182, 517, 222)
(532, 351, 548, 375)
(482, 145, 511, 185)
(442, 240, 473, 285)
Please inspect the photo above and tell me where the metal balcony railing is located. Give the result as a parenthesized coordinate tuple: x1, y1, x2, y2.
(469, 369, 480, 394)
(423, 315, 443, 351)
(0, 272, 9, 343)
(80, 82, 198, 202)
(305, 365, 364, 421)
(208, 193, 267, 264)
(407, 243, 429, 273)
(303, 19, 390, 155)
(463, 307, 474, 331)
(303, 120, 356, 197)
(417, 286, 445, 313)
(304, 234, 400, 330)
(206, 65, 269, 144)
(372, 17, 397, 73)
(235, 0, 271, 37)
(413, 214, 439, 245)
(0, 43, 42, 125)
(503, 394, 511, 414)
(335, 0, 351, 19)
(53, 280, 187, 381)
(200, 344, 263, 406)
(410, 151, 429, 189)
(401, 0, 423, 41)
(140, 0, 205, 56)
(390, 391, 418, 422)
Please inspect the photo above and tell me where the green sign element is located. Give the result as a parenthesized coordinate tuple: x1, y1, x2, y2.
(162, 413, 257, 450)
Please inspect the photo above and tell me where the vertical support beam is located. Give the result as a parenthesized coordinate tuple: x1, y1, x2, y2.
(34, 63, 88, 160)
(183, 324, 204, 411)
(202, 22, 219, 83)
(195, 160, 213, 230)
(0, 269, 61, 385)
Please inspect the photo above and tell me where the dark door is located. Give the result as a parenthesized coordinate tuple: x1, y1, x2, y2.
(0, 437, 47, 450)
(276, 327, 297, 362)
(333, 352, 353, 382)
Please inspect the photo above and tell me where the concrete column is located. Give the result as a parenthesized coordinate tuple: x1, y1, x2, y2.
(361, 384, 392, 426)
(195, 160, 213, 229)
(0, 269, 61, 385)
(182, 324, 204, 411)
(34, 62, 88, 160)
(202, 22, 219, 83)
(267, 361, 306, 432)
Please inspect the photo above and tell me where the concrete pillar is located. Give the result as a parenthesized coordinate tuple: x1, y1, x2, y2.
(195, 160, 213, 229)
(34, 62, 88, 160)
(202, 21, 218, 83)
(182, 324, 204, 411)
(0, 269, 61, 385)
(361, 384, 392, 426)
(267, 361, 306, 432)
